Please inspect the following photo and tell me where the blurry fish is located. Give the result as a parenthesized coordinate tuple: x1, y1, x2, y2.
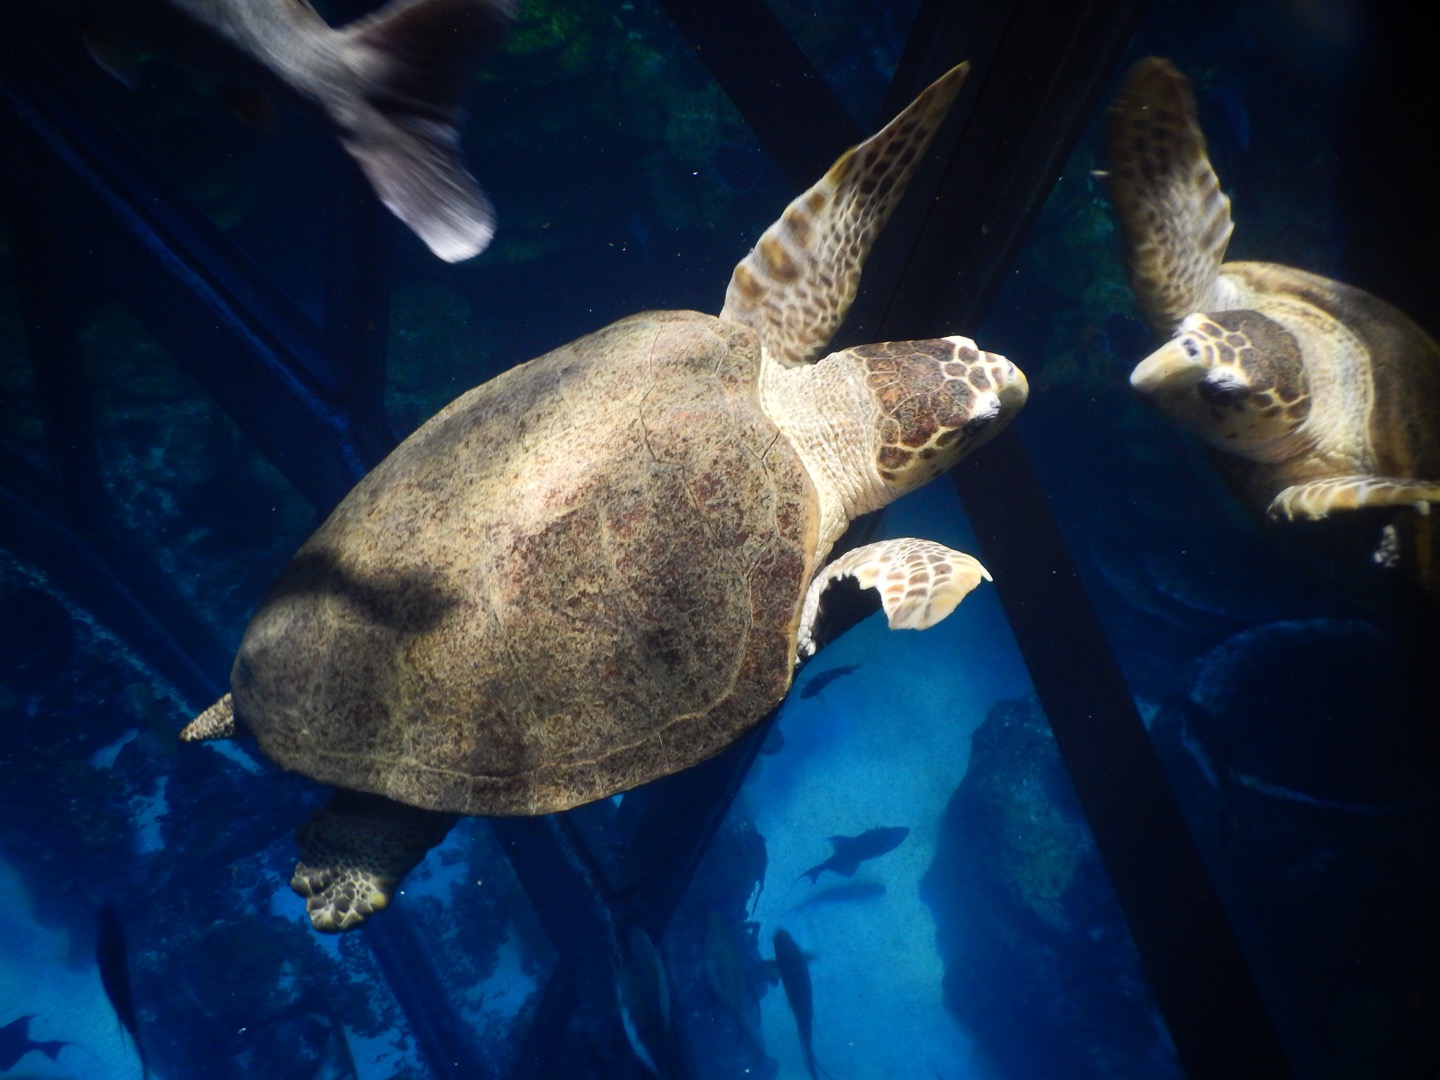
(96, 904, 148, 1079)
(65, 0, 513, 261)
(772, 928, 825, 1080)
(799, 825, 909, 885)
(0, 1015, 69, 1071)
(798, 662, 860, 700)
(792, 879, 887, 909)
(615, 925, 671, 1079)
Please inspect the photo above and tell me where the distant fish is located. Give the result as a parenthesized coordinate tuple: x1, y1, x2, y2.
(772, 929, 825, 1080)
(615, 926, 671, 1079)
(792, 879, 887, 909)
(798, 663, 860, 700)
(0, 1015, 69, 1071)
(66, 0, 513, 261)
(799, 825, 909, 885)
(96, 904, 148, 1079)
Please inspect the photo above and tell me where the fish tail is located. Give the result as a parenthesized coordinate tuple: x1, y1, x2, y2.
(336, 0, 513, 261)
(38, 1039, 69, 1061)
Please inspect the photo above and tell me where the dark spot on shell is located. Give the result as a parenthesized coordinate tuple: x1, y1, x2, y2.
(878, 446, 913, 471)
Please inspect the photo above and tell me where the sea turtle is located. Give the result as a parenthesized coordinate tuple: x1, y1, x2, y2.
(1105, 57, 1440, 595)
(182, 60, 1029, 931)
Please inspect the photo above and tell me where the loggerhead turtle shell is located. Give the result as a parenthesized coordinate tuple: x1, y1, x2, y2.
(231, 310, 819, 817)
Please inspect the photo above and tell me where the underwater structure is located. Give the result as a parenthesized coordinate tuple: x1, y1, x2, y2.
(1, 0, 1436, 1078)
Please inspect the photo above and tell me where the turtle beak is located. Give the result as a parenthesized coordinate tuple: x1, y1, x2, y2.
(995, 356, 1029, 412)
(1131, 337, 1205, 398)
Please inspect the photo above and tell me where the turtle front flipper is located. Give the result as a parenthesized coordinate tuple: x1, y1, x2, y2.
(720, 61, 971, 368)
(1269, 476, 1440, 522)
(797, 538, 991, 658)
(291, 790, 458, 932)
(1105, 57, 1234, 333)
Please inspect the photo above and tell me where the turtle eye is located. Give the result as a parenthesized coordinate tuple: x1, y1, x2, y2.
(963, 399, 1000, 435)
(1197, 369, 1248, 406)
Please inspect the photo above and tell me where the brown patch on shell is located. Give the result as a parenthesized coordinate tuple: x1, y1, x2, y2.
(234, 312, 821, 817)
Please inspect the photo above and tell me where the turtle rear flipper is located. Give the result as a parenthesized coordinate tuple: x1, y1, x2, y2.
(291, 791, 457, 932)
(181, 694, 237, 741)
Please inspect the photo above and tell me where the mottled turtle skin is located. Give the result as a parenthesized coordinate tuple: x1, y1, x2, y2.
(184, 61, 1030, 931)
(234, 310, 819, 816)
(1107, 57, 1440, 596)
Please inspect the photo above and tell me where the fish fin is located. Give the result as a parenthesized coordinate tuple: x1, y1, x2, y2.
(82, 27, 142, 89)
(337, 0, 513, 261)
(39, 1039, 70, 1061)
(797, 864, 824, 886)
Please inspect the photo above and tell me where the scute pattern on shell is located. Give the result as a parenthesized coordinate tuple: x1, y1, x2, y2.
(231, 311, 820, 816)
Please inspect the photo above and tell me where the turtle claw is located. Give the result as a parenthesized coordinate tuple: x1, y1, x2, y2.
(1269, 476, 1440, 522)
(290, 790, 458, 933)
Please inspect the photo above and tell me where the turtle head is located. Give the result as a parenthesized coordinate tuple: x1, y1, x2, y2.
(1131, 309, 1311, 457)
(856, 335, 1028, 496)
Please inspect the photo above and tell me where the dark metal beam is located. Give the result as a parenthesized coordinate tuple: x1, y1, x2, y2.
(0, 454, 228, 709)
(661, 0, 1297, 1078)
(654, 0, 859, 191)
(868, 2, 1297, 1076)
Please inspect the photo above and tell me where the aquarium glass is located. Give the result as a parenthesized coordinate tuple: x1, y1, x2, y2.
(1, 0, 1435, 1078)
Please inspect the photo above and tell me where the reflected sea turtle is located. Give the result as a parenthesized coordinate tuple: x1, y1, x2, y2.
(1106, 57, 1440, 595)
(183, 61, 1029, 931)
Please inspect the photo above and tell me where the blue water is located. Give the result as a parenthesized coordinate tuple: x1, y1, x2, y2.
(2, 0, 1436, 1078)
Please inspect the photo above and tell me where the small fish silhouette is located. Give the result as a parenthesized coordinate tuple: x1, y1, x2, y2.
(97, 904, 148, 1078)
(798, 663, 860, 699)
(0, 1015, 69, 1071)
(799, 825, 909, 885)
(773, 929, 825, 1080)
